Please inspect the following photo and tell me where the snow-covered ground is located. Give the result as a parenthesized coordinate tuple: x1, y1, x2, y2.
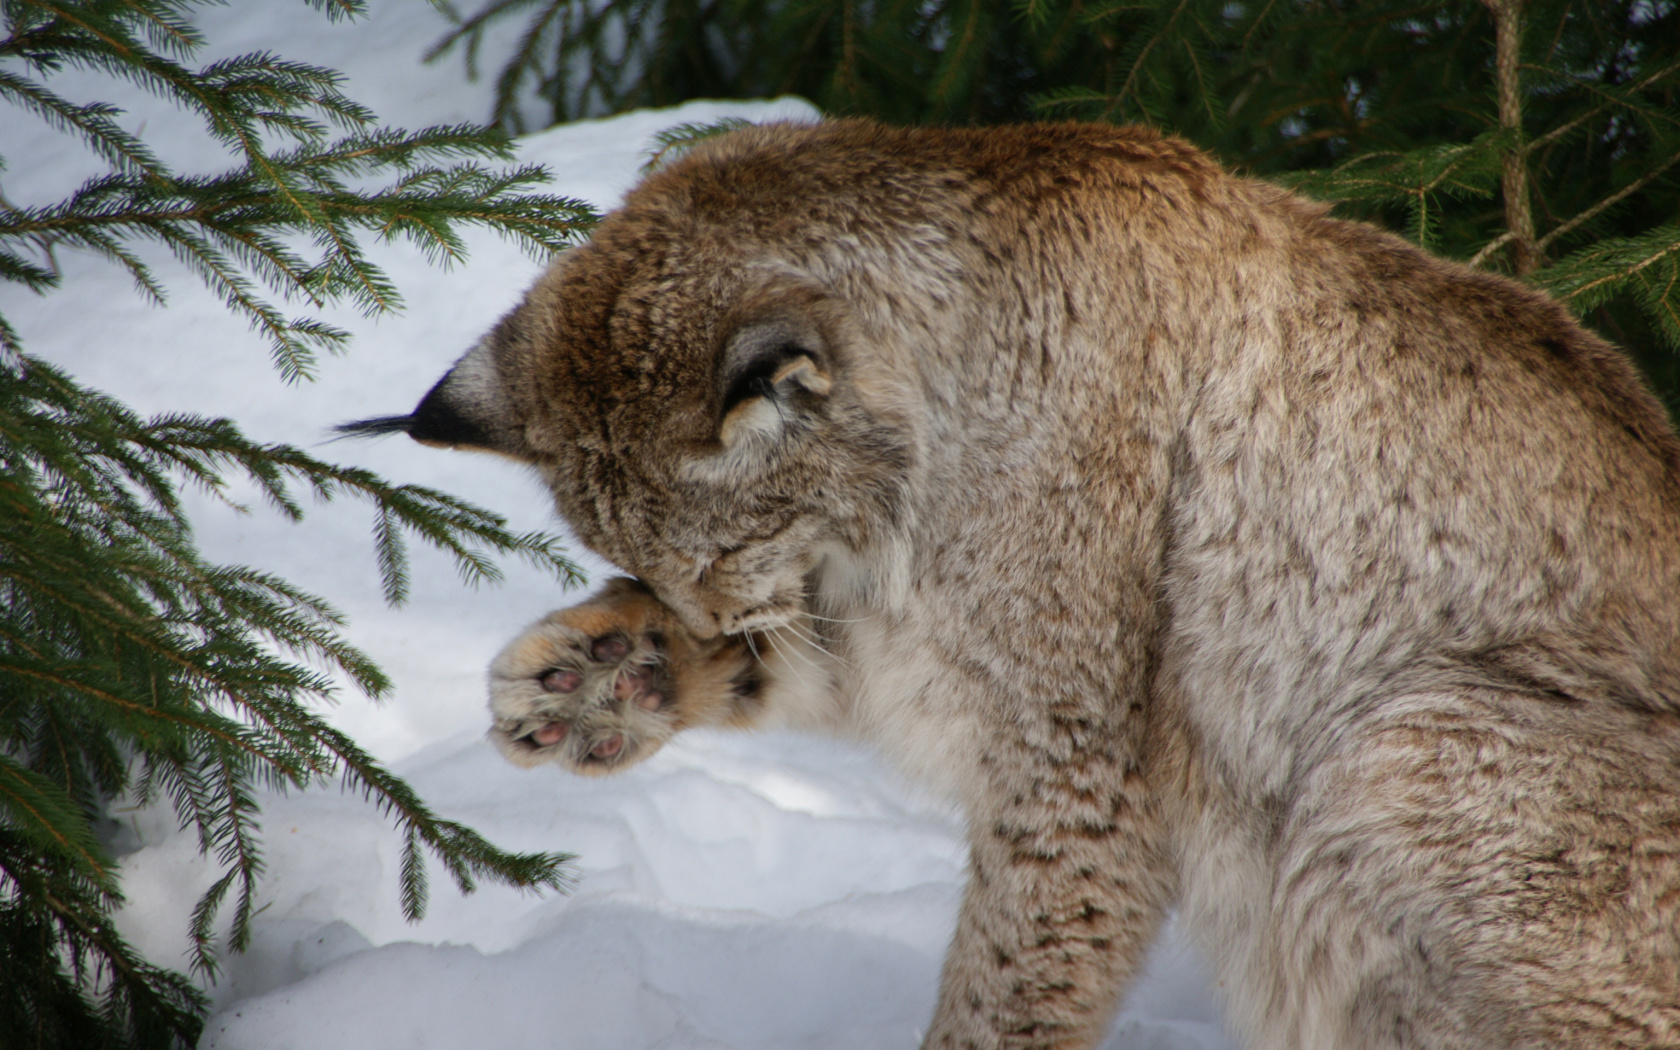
(1, 4, 1231, 1047)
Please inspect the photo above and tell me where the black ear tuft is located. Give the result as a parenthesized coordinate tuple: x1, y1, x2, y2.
(333, 318, 529, 456)
(334, 414, 418, 439)
(404, 375, 500, 450)
(332, 373, 502, 452)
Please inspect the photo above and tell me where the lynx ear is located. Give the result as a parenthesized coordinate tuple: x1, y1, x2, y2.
(337, 332, 532, 459)
(716, 318, 831, 448)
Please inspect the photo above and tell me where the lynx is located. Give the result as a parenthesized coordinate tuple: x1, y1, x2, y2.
(350, 120, 1680, 1049)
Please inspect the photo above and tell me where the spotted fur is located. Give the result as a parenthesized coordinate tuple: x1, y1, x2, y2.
(366, 120, 1680, 1049)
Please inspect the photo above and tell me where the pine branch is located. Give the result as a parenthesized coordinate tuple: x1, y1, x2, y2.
(1, 2, 598, 381)
(641, 117, 753, 171)
(1010, 0, 1057, 32)
(0, 67, 167, 176)
(1279, 132, 1507, 251)
(0, 10, 595, 998)
(0, 153, 593, 378)
(1104, 0, 1196, 122)
(1520, 56, 1680, 157)
(429, 0, 566, 133)
(927, 0, 989, 116)
(0, 351, 588, 1009)
(1028, 84, 1120, 119)
(1534, 225, 1680, 347)
(0, 833, 207, 1048)
(0, 754, 116, 892)
(1468, 230, 1517, 269)
(1535, 148, 1680, 254)
(325, 731, 578, 913)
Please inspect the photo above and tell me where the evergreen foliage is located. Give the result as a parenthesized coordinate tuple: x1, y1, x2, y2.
(0, 1, 597, 1046)
(435, 0, 1680, 405)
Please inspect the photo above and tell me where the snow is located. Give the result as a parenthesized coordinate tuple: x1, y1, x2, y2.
(0, 4, 1233, 1047)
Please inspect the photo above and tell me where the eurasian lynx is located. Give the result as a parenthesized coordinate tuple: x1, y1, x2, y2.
(351, 121, 1680, 1049)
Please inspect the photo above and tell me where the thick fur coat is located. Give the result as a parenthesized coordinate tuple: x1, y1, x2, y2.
(356, 120, 1680, 1049)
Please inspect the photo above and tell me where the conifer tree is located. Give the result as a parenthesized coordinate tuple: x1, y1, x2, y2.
(437, 0, 1680, 405)
(0, 2, 597, 1046)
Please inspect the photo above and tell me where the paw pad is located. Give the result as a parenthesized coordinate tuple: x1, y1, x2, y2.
(590, 636, 630, 662)
(529, 722, 568, 746)
(540, 668, 582, 694)
(495, 623, 673, 771)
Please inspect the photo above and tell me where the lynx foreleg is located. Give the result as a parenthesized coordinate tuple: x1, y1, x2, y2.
(487, 577, 841, 774)
(926, 737, 1176, 1050)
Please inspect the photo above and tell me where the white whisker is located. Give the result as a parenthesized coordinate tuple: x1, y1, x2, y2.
(794, 592, 867, 625)
(762, 630, 815, 693)
(772, 626, 832, 681)
(782, 617, 851, 669)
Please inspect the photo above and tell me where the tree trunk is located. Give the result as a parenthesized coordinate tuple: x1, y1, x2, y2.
(1485, 0, 1539, 275)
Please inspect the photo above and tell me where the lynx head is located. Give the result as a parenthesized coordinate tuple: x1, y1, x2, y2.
(348, 122, 954, 638)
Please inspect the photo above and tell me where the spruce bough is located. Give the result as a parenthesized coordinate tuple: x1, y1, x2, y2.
(0, 2, 595, 1046)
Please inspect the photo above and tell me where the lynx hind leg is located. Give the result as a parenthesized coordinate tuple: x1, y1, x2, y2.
(488, 577, 762, 774)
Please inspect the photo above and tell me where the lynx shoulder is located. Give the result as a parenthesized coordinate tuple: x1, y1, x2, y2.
(352, 120, 1680, 1049)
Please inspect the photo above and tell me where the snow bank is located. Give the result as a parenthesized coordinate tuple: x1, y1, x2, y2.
(0, 3, 1232, 1046)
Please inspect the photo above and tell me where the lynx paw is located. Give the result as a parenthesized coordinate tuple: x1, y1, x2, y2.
(488, 578, 758, 774)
